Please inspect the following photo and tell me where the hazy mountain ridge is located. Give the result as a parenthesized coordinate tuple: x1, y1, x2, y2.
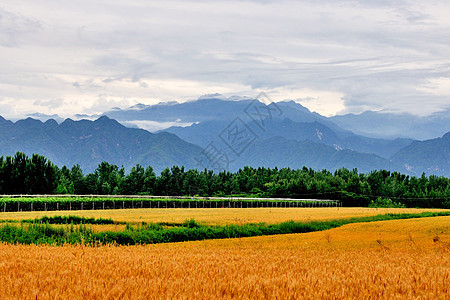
(390, 132, 450, 176)
(105, 97, 255, 123)
(1, 96, 448, 176)
(142, 97, 414, 159)
(165, 117, 413, 159)
(0, 116, 203, 173)
(330, 109, 450, 140)
(25, 95, 448, 141)
(233, 137, 406, 174)
(102, 96, 343, 133)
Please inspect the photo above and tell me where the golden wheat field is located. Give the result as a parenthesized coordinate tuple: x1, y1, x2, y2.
(0, 207, 447, 225)
(0, 215, 448, 299)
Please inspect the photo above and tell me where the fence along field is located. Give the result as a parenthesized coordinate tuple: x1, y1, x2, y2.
(0, 194, 340, 212)
(0, 216, 448, 299)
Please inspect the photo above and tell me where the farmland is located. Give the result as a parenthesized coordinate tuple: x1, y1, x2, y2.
(1, 208, 449, 246)
(0, 207, 446, 225)
(0, 215, 448, 299)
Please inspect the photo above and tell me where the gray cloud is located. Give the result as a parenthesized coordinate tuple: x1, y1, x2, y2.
(0, 7, 41, 47)
(0, 0, 449, 118)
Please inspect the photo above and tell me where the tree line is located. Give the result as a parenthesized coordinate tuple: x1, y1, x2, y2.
(0, 152, 449, 208)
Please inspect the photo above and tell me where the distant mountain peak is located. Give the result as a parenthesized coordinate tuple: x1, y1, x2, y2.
(16, 117, 43, 125)
(96, 115, 111, 121)
(94, 115, 123, 128)
(61, 118, 75, 125)
(44, 119, 58, 127)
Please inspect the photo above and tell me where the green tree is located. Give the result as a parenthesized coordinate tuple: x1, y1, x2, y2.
(70, 164, 86, 194)
(55, 174, 75, 194)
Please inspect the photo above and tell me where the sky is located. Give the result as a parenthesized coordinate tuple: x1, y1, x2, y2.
(1, 0, 450, 120)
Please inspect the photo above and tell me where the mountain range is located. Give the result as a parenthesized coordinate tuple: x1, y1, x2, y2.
(0, 115, 202, 173)
(330, 109, 450, 140)
(103, 97, 414, 158)
(390, 132, 449, 176)
(1, 95, 449, 176)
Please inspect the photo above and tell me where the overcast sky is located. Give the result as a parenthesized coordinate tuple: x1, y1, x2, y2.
(1, 0, 450, 119)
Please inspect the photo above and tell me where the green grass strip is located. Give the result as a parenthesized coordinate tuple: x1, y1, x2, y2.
(0, 211, 448, 246)
(0, 215, 115, 225)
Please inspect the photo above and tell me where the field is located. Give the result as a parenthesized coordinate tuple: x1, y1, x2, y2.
(0, 208, 448, 299)
(0, 207, 446, 225)
(0, 215, 448, 299)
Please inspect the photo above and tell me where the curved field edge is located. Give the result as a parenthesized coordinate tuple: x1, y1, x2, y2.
(1, 211, 449, 245)
(0, 216, 449, 299)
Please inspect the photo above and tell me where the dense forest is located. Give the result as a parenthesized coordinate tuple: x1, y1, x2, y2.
(0, 152, 448, 208)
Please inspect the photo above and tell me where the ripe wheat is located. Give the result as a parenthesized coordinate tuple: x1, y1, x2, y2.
(0, 207, 446, 225)
(0, 216, 448, 299)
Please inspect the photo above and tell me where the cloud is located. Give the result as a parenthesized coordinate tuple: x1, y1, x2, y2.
(417, 76, 450, 97)
(120, 120, 194, 132)
(0, 7, 41, 47)
(0, 0, 449, 119)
